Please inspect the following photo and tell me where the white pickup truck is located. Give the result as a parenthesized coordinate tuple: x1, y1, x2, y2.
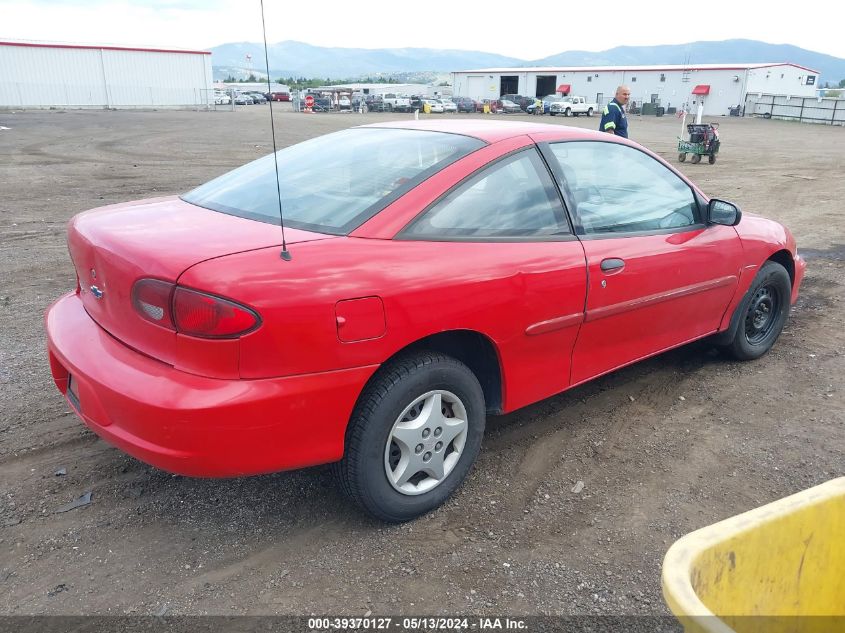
(549, 96, 597, 117)
(380, 93, 412, 113)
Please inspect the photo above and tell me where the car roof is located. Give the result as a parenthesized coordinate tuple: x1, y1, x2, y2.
(361, 120, 609, 144)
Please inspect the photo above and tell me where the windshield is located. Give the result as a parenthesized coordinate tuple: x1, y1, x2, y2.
(182, 128, 485, 235)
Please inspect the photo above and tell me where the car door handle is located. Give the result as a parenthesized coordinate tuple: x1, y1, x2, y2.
(600, 258, 625, 272)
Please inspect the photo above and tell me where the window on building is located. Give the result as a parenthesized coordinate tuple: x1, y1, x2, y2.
(631, 76, 637, 83)
(660, 73, 666, 82)
(806, 76, 816, 85)
(587, 76, 592, 83)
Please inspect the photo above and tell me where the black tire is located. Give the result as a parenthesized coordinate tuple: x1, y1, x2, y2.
(550, 112, 556, 116)
(678, 153, 687, 162)
(763, 112, 772, 119)
(587, 108, 594, 117)
(691, 154, 702, 164)
(709, 154, 717, 164)
(718, 261, 791, 361)
(333, 351, 485, 522)
(565, 108, 572, 117)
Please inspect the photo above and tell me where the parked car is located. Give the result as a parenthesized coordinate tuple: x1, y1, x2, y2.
(452, 97, 478, 113)
(525, 98, 544, 115)
(338, 96, 352, 111)
(498, 99, 523, 114)
(481, 98, 500, 113)
(501, 94, 534, 112)
(46, 121, 804, 522)
(422, 99, 444, 113)
(213, 91, 230, 105)
(245, 92, 267, 104)
(269, 92, 290, 102)
(440, 98, 458, 113)
(381, 93, 412, 113)
(407, 95, 424, 111)
(365, 95, 390, 112)
(233, 92, 254, 105)
(550, 96, 598, 117)
(541, 95, 565, 114)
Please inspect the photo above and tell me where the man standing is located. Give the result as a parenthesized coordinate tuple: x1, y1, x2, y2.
(599, 85, 631, 138)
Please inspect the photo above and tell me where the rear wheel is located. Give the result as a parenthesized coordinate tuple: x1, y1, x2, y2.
(718, 261, 791, 361)
(691, 154, 702, 164)
(678, 153, 687, 162)
(334, 352, 485, 522)
(709, 154, 717, 164)
(587, 108, 594, 117)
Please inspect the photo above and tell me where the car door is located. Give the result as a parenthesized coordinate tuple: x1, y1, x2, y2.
(538, 138, 744, 385)
(395, 145, 588, 411)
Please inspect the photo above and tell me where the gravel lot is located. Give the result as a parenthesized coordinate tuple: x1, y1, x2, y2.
(1, 107, 843, 617)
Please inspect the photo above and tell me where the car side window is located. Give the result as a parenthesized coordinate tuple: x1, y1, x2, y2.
(402, 149, 569, 239)
(548, 141, 699, 235)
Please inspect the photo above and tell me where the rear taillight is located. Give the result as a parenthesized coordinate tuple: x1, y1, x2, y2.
(173, 287, 260, 338)
(132, 279, 175, 328)
(131, 279, 259, 339)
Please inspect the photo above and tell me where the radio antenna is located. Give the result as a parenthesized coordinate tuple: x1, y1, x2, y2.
(259, 0, 291, 261)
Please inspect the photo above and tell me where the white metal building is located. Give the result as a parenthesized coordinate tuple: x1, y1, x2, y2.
(452, 63, 820, 116)
(314, 83, 451, 97)
(0, 40, 213, 109)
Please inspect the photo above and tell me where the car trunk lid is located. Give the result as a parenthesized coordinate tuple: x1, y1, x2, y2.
(68, 195, 331, 366)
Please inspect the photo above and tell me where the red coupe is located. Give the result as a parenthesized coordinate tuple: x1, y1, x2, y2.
(46, 121, 805, 521)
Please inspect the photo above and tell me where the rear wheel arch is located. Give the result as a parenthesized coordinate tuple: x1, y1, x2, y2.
(391, 330, 503, 415)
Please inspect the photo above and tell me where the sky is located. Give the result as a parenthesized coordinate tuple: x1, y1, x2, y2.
(3, 0, 845, 61)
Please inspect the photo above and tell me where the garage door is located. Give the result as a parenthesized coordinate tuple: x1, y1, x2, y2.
(466, 76, 487, 100)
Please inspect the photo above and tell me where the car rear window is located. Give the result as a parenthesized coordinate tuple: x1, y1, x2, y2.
(182, 128, 484, 235)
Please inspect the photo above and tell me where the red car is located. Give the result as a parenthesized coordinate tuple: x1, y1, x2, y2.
(269, 91, 290, 102)
(46, 121, 805, 522)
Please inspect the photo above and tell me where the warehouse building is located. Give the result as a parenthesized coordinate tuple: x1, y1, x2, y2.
(452, 63, 820, 116)
(0, 40, 213, 109)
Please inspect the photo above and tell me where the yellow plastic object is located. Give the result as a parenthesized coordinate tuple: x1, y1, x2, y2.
(423, 103, 431, 114)
(662, 477, 845, 633)
(483, 104, 490, 114)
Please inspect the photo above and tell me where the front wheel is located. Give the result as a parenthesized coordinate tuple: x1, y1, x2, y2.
(334, 352, 485, 522)
(587, 108, 594, 117)
(565, 108, 571, 117)
(718, 261, 791, 361)
(691, 154, 702, 164)
(678, 153, 687, 162)
(709, 154, 717, 164)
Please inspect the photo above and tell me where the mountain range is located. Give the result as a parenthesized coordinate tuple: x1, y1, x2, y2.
(210, 39, 845, 84)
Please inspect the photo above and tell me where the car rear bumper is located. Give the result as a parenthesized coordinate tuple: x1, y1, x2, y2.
(45, 293, 377, 477)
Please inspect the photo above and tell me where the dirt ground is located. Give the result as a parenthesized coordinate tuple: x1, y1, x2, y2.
(1, 107, 843, 617)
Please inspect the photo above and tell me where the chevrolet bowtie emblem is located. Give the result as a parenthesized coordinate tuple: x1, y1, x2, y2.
(90, 285, 104, 299)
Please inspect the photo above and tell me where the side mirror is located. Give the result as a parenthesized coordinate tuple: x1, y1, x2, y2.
(708, 199, 742, 226)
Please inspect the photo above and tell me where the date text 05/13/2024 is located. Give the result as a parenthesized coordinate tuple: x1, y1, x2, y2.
(307, 617, 527, 630)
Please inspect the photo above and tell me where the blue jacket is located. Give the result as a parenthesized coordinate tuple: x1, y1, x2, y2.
(599, 99, 628, 138)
